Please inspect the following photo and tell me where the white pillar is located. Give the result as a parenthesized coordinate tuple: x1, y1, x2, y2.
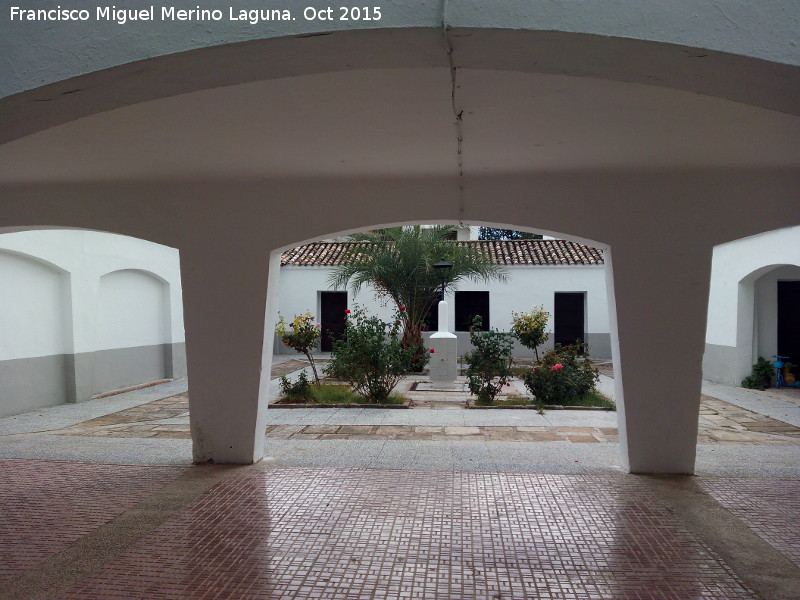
(606, 242, 713, 474)
(180, 235, 273, 464)
(428, 300, 458, 382)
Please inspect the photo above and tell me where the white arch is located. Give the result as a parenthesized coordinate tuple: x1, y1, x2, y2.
(0, 28, 797, 472)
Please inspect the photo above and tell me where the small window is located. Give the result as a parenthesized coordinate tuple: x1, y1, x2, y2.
(455, 291, 489, 331)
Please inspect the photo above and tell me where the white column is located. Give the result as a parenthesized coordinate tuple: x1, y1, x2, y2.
(180, 235, 273, 464)
(606, 242, 713, 474)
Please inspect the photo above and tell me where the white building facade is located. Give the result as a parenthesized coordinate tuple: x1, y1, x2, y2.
(277, 239, 611, 359)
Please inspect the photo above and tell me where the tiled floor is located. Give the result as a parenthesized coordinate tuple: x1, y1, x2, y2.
(0, 459, 188, 586)
(699, 477, 800, 568)
(42, 467, 761, 600)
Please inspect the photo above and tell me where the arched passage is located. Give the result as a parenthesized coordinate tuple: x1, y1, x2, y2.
(0, 29, 798, 472)
(705, 226, 800, 385)
(0, 230, 186, 415)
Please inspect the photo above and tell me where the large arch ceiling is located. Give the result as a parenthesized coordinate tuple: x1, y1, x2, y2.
(0, 28, 798, 249)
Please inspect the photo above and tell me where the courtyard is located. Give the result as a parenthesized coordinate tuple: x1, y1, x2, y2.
(0, 357, 798, 599)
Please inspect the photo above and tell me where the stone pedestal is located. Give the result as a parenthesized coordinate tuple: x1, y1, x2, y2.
(428, 300, 458, 383)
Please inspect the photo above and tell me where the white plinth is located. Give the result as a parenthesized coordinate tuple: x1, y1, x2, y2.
(428, 300, 458, 383)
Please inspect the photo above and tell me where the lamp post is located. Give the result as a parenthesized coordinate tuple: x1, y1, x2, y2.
(433, 258, 453, 298)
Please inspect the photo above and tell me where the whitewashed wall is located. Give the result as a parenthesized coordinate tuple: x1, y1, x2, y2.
(703, 226, 800, 385)
(276, 263, 611, 359)
(0, 230, 185, 416)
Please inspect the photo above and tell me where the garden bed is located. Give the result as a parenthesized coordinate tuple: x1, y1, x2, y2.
(466, 391, 615, 411)
(466, 403, 614, 411)
(271, 399, 411, 409)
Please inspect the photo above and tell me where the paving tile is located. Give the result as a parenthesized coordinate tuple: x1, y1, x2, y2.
(301, 425, 341, 434)
(444, 426, 481, 436)
(61, 468, 759, 599)
(699, 477, 800, 568)
(0, 459, 188, 586)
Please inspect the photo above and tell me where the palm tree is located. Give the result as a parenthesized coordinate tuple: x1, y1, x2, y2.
(329, 226, 505, 370)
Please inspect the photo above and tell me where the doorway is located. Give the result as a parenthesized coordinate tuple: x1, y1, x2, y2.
(554, 292, 585, 348)
(320, 291, 347, 352)
(778, 281, 800, 362)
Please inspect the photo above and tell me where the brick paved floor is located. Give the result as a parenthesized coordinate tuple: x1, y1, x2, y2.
(0, 459, 188, 586)
(54, 467, 760, 600)
(699, 477, 800, 568)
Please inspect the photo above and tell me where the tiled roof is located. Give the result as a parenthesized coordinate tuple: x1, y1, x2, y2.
(281, 240, 604, 266)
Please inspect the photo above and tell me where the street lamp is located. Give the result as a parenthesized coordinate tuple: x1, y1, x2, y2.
(433, 258, 453, 297)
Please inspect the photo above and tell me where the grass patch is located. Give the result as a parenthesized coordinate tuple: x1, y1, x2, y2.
(494, 394, 534, 406)
(557, 391, 615, 409)
(472, 391, 615, 411)
(277, 382, 406, 405)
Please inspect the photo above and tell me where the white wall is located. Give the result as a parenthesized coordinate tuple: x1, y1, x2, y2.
(704, 226, 800, 384)
(0, 230, 185, 414)
(0, 230, 184, 352)
(0, 251, 66, 361)
(97, 270, 168, 350)
(276, 263, 610, 358)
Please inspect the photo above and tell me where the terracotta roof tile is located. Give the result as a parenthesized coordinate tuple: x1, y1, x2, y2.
(281, 240, 604, 266)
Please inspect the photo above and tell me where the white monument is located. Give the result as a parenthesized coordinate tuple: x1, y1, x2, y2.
(428, 299, 458, 383)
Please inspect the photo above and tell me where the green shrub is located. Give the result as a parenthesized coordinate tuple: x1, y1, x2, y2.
(325, 307, 415, 402)
(522, 343, 599, 405)
(278, 371, 313, 402)
(463, 317, 515, 405)
(742, 357, 774, 390)
(511, 307, 550, 360)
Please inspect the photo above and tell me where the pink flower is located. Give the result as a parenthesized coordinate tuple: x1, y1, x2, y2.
(430, 348, 435, 353)
(344, 309, 351, 314)
(551, 363, 564, 371)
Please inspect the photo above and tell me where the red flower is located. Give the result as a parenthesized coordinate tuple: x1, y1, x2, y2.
(344, 309, 351, 314)
(430, 348, 435, 353)
(399, 305, 406, 311)
(551, 363, 564, 371)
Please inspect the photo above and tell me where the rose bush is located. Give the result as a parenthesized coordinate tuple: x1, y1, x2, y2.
(523, 343, 599, 406)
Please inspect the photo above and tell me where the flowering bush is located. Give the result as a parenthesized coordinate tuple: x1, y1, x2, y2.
(463, 316, 515, 405)
(522, 343, 599, 405)
(325, 307, 416, 402)
(275, 312, 322, 384)
(511, 307, 550, 360)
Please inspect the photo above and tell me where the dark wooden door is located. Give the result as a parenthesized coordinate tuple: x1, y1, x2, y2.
(778, 281, 800, 362)
(320, 292, 347, 352)
(554, 292, 585, 348)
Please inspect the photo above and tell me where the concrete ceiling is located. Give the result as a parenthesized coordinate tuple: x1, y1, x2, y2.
(0, 65, 798, 183)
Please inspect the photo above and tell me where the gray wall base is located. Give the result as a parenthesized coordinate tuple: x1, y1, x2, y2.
(0, 342, 187, 417)
(703, 343, 740, 386)
(0, 354, 66, 417)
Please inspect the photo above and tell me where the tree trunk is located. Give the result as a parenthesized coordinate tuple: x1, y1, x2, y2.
(401, 325, 426, 372)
